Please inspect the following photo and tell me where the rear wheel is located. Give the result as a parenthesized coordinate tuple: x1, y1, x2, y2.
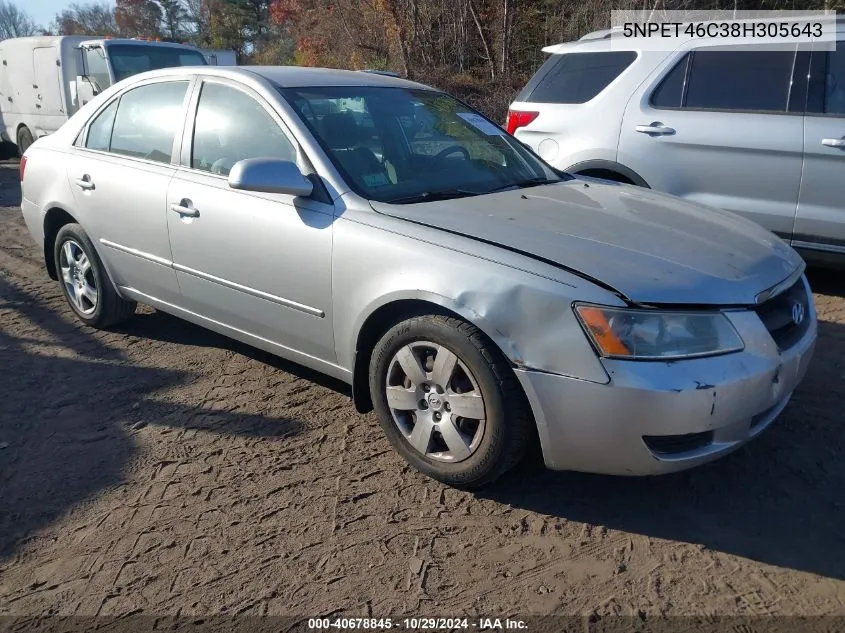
(369, 314, 533, 488)
(54, 223, 136, 328)
(16, 126, 34, 156)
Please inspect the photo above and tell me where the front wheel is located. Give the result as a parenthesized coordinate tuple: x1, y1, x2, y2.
(54, 223, 136, 328)
(369, 315, 533, 488)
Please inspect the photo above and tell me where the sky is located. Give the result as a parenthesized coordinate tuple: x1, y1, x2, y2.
(19, 0, 115, 30)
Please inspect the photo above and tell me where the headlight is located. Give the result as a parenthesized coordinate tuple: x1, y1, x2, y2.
(574, 304, 744, 360)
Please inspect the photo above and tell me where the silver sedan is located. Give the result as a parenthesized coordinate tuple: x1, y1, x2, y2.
(19, 66, 817, 487)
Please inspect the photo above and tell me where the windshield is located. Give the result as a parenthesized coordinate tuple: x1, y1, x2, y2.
(279, 86, 566, 203)
(106, 44, 207, 83)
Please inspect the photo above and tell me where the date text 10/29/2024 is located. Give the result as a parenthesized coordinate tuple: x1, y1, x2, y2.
(307, 618, 528, 631)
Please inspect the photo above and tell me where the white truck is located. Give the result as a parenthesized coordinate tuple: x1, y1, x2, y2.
(0, 36, 207, 155)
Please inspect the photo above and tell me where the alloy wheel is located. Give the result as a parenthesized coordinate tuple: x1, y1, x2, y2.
(59, 239, 98, 315)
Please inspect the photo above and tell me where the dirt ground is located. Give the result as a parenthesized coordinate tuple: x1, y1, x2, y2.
(1, 160, 844, 619)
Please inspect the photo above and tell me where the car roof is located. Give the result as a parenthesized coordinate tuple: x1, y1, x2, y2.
(125, 65, 436, 91)
(249, 66, 436, 90)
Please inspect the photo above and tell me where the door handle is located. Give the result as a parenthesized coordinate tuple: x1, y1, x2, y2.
(635, 123, 676, 136)
(75, 175, 95, 190)
(821, 137, 845, 148)
(170, 200, 199, 218)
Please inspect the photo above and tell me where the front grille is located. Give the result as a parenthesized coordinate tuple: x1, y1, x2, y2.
(643, 430, 714, 456)
(753, 278, 810, 350)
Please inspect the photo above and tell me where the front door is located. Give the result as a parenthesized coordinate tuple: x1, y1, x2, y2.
(794, 42, 845, 254)
(166, 78, 336, 363)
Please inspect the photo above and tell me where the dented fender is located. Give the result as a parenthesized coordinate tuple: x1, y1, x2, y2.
(332, 207, 624, 384)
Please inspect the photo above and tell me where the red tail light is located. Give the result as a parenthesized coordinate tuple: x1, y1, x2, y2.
(19, 156, 27, 182)
(506, 110, 539, 135)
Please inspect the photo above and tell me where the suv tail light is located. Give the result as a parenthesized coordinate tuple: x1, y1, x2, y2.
(506, 110, 539, 135)
(19, 156, 27, 182)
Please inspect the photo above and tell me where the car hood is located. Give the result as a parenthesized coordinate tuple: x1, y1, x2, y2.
(370, 179, 803, 305)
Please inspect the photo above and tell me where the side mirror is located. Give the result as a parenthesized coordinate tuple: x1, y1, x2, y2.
(75, 76, 97, 108)
(227, 158, 313, 197)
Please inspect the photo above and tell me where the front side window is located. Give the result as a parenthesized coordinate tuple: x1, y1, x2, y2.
(191, 82, 296, 176)
(682, 47, 795, 112)
(83, 46, 111, 92)
(109, 81, 188, 163)
(106, 44, 206, 83)
(823, 46, 845, 115)
(281, 86, 564, 203)
(517, 52, 637, 104)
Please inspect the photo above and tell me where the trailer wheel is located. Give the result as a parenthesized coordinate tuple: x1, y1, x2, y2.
(16, 126, 34, 156)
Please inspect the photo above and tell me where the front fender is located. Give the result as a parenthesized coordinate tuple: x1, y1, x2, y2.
(333, 213, 619, 385)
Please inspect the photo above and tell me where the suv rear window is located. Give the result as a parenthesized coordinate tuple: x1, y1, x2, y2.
(517, 51, 636, 104)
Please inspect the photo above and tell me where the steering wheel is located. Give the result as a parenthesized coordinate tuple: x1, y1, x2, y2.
(431, 145, 471, 169)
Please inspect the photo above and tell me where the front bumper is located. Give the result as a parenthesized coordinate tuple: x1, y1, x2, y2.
(515, 281, 817, 476)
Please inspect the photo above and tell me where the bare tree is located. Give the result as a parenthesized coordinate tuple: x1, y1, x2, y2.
(0, 0, 40, 38)
(468, 0, 495, 79)
(157, 0, 187, 39)
(181, 0, 210, 45)
(53, 2, 118, 36)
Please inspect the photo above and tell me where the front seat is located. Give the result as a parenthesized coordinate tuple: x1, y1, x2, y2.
(320, 112, 390, 188)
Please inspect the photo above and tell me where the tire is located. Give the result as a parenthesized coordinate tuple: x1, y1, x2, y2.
(53, 223, 136, 328)
(16, 126, 34, 156)
(369, 314, 533, 488)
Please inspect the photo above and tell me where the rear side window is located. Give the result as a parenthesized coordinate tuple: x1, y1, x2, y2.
(655, 47, 796, 113)
(85, 100, 118, 151)
(109, 81, 188, 163)
(650, 54, 690, 108)
(518, 51, 636, 104)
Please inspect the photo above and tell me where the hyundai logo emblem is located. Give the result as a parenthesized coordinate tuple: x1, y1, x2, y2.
(792, 302, 806, 326)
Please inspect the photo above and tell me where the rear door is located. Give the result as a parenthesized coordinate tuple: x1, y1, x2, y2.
(33, 46, 65, 127)
(67, 79, 190, 305)
(618, 44, 807, 240)
(794, 40, 845, 253)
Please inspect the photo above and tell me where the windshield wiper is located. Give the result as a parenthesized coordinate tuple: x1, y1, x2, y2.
(385, 189, 482, 204)
(385, 178, 562, 204)
(485, 177, 561, 194)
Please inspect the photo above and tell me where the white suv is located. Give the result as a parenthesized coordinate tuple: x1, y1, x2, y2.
(508, 19, 845, 261)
